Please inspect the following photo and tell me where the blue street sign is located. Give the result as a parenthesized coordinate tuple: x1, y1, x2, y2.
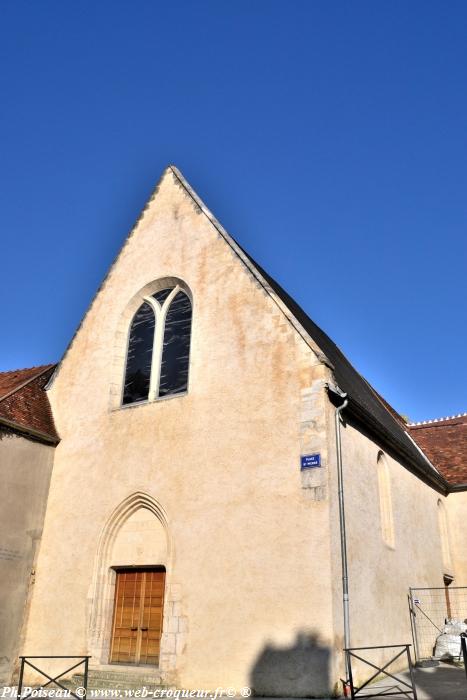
(300, 453, 321, 470)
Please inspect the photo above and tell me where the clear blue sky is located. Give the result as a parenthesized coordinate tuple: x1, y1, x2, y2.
(1, 1, 466, 422)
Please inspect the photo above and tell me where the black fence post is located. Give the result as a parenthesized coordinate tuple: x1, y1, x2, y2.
(346, 650, 356, 700)
(461, 635, 467, 680)
(83, 656, 89, 695)
(406, 644, 418, 700)
(17, 657, 25, 700)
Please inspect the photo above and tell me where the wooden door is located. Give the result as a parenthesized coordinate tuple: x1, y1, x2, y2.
(110, 569, 165, 665)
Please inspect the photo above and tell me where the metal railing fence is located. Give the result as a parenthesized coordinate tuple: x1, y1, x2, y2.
(344, 644, 417, 699)
(17, 656, 90, 700)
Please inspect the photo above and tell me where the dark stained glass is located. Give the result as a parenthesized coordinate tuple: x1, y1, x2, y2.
(123, 302, 155, 404)
(158, 291, 192, 397)
(153, 288, 174, 306)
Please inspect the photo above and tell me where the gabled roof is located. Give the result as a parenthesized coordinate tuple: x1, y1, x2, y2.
(44, 165, 457, 492)
(407, 414, 467, 487)
(241, 253, 449, 493)
(0, 364, 59, 444)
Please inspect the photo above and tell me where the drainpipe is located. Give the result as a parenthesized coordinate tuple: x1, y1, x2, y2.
(328, 385, 350, 685)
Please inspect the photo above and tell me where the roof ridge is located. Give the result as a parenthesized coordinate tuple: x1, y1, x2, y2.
(362, 380, 407, 426)
(408, 413, 467, 427)
(169, 166, 332, 367)
(0, 363, 55, 376)
(0, 364, 56, 403)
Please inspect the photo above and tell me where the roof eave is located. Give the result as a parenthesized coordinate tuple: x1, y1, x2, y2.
(0, 416, 59, 446)
(344, 397, 450, 495)
(0, 364, 57, 403)
(447, 482, 467, 493)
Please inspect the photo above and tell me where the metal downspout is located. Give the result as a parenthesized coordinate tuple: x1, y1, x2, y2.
(334, 393, 350, 681)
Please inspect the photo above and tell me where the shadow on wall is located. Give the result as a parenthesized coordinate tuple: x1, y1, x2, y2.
(249, 632, 332, 698)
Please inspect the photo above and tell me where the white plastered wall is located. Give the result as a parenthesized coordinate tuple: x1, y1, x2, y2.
(21, 169, 336, 696)
(326, 408, 451, 685)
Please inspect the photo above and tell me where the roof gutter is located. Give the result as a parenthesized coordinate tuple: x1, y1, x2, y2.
(447, 483, 467, 493)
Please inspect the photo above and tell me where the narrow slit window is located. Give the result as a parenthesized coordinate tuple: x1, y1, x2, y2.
(438, 499, 452, 573)
(377, 452, 395, 548)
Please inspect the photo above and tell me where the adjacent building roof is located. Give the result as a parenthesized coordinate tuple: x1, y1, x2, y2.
(0, 364, 59, 444)
(407, 414, 467, 487)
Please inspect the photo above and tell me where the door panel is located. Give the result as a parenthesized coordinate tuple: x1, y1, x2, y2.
(140, 571, 165, 664)
(110, 569, 165, 665)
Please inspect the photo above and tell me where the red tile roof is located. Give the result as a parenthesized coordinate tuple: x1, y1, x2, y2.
(408, 414, 467, 486)
(0, 364, 53, 397)
(0, 364, 59, 443)
(366, 382, 466, 488)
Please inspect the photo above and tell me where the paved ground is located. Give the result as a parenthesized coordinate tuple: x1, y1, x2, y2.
(351, 663, 466, 700)
(2, 664, 466, 700)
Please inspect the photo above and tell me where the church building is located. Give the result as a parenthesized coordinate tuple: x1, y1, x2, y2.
(1, 166, 466, 697)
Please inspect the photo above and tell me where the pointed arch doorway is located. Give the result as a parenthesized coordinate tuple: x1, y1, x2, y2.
(88, 493, 172, 668)
(110, 567, 166, 666)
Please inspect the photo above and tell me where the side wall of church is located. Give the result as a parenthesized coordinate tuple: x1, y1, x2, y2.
(326, 411, 451, 683)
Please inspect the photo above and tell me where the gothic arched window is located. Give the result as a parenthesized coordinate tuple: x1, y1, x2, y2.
(123, 285, 192, 405)
(437, 499, 452, 574)
(377, 451, 395, 548)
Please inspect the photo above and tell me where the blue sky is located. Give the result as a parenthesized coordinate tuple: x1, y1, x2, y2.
(1, 1, 466, 422)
